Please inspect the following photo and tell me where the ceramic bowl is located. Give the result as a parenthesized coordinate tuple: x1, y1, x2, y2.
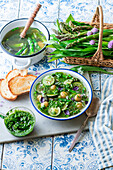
(30, 68, 93, 121)
(0, 18, 50, 69)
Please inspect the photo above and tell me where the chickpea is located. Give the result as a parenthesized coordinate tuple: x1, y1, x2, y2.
(37, 95, 42, 101)
(41, 101, 49, 108)
(60, 91, 68, 98)
(50, 85, 56, 90)
(74, 94, 82, 101)
(76, 102, 83, 109)
(44, 101, 49, 107)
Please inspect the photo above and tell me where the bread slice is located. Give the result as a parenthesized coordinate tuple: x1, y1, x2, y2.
(6, 69, 28, 81)
(8, 75, 37, 95)
(0, 69, 28, 100)
(0, 79, 4, 94)
(0, 79, 17, 100)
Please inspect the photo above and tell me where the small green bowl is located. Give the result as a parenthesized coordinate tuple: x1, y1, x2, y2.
(4, 106, 36, 137)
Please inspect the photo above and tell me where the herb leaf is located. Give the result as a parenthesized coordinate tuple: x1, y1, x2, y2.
(71, 65, 113, 75)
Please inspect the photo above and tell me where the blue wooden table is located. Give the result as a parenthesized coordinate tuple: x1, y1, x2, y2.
(0, 0, 113, 169)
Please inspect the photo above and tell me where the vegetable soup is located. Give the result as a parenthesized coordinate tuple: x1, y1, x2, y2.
(34, 72, 89, 118)
(2, 27, 46, 56)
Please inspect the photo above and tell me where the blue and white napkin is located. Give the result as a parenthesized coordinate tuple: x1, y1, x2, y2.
(89, 77, 113, 170)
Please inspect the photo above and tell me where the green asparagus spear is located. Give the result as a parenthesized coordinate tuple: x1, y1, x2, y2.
(51, 28, 61, 35)
(32, 39, 41, 52)
(33, 32, 46, 42)
(27, 37, 34, 55)
(69, 21, 76, 28)
(66, 30, 113, 49)
(103, 37, 113, 42)
(72, 26, 92, 32)
(10, 43, 24, 48)
(20, 47, 28, 56)
(60, 22, 73, 33)
(72, 21, 91, 26)
(60, 31, 87, 41)
(56, 33, 72, 39)
(15, 44, 27, 55)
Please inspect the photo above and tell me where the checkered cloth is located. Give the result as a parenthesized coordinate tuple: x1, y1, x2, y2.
(89, 77, 113, 170)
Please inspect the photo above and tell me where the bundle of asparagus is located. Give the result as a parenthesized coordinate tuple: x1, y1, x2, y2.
(46, 14, 113, 62)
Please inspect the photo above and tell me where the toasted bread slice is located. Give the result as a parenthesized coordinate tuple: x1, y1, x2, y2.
(0, 79, 4, 94)
(0, 79, 17, 100)
(9, 75, 37, 95)
(0, 69, 28, 100)
(6, 69, 28, 81)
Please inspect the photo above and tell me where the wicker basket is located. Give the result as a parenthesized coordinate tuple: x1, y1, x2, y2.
(64, 5, 113, 68)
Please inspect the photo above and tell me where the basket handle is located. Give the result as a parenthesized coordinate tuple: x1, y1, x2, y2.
(91, 5, 104, 61)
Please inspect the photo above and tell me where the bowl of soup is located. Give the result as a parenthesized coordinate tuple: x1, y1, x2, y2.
(30, 68, 93, 121)
(0, 18, 50, 69)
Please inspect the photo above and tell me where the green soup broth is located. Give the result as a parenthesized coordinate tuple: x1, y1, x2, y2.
(2, 27, 46, 56)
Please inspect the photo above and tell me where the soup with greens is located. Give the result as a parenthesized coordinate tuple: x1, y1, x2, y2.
(34, 72, 89, 118)
(2, 27, 46, 56)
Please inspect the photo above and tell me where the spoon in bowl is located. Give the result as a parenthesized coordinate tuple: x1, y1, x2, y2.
(20, 3, 42, 38)
(69, 97, 101, 152)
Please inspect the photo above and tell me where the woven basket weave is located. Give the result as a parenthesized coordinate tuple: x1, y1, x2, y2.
(64, 5, 113, 68)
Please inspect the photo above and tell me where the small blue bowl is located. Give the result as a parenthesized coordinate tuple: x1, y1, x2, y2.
(30, 68, 93, 121)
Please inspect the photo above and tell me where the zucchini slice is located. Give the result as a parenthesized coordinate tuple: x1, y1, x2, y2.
(36, 83, 45, 93)
(47, 94, 58, 97)
(48, 107, 61, 116)
(43, 75, 55, 86)
(64, 79, 73, 85)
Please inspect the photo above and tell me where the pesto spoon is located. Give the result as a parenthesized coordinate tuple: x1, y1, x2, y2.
(69, 97, 101, 152)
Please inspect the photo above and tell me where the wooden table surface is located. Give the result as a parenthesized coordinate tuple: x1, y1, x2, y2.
(0, 0, 113, 169)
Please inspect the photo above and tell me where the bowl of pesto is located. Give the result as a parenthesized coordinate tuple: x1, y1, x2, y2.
(30, 68, 93, 121)
(0, 18, 50, 69)
(3, 107, 36, 137)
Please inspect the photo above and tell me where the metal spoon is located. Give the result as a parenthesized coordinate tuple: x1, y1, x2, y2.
(3, 43, 17, 53)
(69, 97, 101, 152)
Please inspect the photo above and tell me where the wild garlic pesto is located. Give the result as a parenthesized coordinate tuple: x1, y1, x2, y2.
(4, 110, 35, 137)
(34, 72, 89, 118)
